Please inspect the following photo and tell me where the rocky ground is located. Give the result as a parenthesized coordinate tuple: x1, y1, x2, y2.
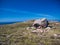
(0, 21, 60, 45)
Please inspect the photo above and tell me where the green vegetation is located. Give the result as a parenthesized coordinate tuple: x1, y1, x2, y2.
(0, 21, 60, 45)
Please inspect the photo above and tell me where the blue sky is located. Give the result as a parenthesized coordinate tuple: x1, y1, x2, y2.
(0, 0, 60, 22)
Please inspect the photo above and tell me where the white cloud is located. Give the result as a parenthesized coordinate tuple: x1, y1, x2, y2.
(0, 8, 57, 22)
(36, 14, 56, 20)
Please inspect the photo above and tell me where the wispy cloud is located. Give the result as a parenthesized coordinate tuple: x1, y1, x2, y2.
(0, 8, 35, 14)
(0, 8, 57, 22)
(36, 14, 56, 20)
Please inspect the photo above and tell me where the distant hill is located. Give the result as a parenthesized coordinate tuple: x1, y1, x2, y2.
(0, 22, 16, 25)
(0, 19, 60, 25)
(0, 21, 22, 25)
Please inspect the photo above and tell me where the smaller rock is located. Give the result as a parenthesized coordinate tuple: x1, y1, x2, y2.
(45, 27, 51, 30)
(53, 34, 60, 39)
(44, 27, 51, 32)
(32, 30, 37, 33)
(37, 29, 43, 33)
(53, 34, 57, 37)
(26, 27, 36, 30)
(52, 27, 56, 29)
(26, 27, 30, 30)
(30, 27, 36, 30)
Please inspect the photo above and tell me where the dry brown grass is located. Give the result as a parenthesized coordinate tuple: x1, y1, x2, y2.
(0, 22, 60, 45)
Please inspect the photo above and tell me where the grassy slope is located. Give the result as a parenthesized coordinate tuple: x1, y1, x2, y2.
(0, 21, 60, 45)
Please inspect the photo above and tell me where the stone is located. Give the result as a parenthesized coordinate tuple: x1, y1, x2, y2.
(33, 18, 49, 28)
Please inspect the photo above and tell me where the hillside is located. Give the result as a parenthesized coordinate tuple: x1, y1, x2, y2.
(0, 21, 60, 45)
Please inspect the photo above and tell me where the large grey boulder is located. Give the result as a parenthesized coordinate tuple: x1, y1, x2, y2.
(33, 18, 49, 28)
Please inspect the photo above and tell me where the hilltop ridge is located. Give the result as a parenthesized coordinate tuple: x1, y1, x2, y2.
(0, 20, 60, 45)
